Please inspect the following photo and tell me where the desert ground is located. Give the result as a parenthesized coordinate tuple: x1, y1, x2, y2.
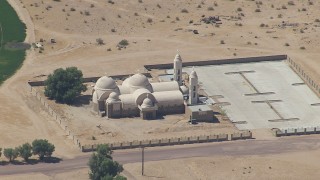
(1, 0, 320, 179)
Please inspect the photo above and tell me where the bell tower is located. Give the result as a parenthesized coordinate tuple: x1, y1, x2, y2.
(189, 67, 198, 105)
(173, 51, 183, 86)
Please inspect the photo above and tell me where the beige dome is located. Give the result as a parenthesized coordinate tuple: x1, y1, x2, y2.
(129, 74, 150, 88)
(174, 53, 182, 61)
(106, 92, 119, 103)
(141, 97, 154, 108)
(95, 76, 117, 90)
(190, 70, 198, 79)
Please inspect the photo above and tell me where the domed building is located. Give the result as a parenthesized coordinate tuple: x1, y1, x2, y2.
(92, 53, 200, 120)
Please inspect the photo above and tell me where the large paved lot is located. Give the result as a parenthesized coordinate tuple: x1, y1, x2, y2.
(183, 61, 320, 130)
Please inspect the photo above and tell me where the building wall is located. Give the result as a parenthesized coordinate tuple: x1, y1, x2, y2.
(185, 107, 214, 122)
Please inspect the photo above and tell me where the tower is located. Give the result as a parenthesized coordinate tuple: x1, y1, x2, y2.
(173, 53, 183, 86)
(189, 68, 198, 105)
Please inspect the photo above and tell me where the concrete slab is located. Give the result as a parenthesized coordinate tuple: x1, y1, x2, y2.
(180, 61, 320, 130)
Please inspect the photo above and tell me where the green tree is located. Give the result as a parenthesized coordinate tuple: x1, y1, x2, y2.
(32, 139, 55, 160)
(0, 148, 2, 157)
(18, 143, 33, 162)
(3, 148, 19, 162)
(88, 144, 125, 180)
(97, 144, 113, 159)
(44, 67, 87, 104)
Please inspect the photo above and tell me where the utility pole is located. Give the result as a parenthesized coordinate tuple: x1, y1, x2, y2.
(141, 146, 145, 176)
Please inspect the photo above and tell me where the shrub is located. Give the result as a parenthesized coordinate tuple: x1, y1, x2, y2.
(288, 1, 295, 5)
(96, 38, 105, 45)
(18, 143, 32, 162)
(255, 8, 261, 12)
(181, 8, 188, 13)
(32, 139, 55, 160)
(237, 7, 242, 11)
(147, 18, 153, 23)
(3, 148, 19, 162)
(207, 7, 214, 11)
(118, 39, 129, 47)
(44, 67, 87, 103)
(84, 11, 90, 16)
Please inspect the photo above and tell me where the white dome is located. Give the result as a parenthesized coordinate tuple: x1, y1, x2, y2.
(141, 97, 154, 108)
(95, 76, 117, 90)
(180, 85, 189, 94)
(190, 70, 198, 79)
(106, 92, 119, 103)
(174, 53, 182, 61)
(129, 74, 150, 88)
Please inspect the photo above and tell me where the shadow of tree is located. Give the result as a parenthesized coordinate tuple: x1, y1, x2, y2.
(0, 157, 63, 166)
(71, 95, 91, 107)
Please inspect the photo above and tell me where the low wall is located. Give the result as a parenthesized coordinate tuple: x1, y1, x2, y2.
(230, 131, 253, 140)
(81, 131, 252, 152)
(287, 57, 320, 98)
(27, 84, 82, 150)
(144, 55, 287, 70)
(28, 73, 151, 87)
(273, 127, 320, 137)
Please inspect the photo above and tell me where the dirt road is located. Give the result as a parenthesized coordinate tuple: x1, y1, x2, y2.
(0, 135, 319, 176)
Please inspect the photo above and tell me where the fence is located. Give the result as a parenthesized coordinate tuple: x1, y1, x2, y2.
(287, 57, 320, 98)
(273, 127, 320, 137)
(144, 55, 287, 70)
(28, 73, 151, 87)
(230, 131, 253, 140)
(81, 131, 252, 152)
(28, 84, 82, 149)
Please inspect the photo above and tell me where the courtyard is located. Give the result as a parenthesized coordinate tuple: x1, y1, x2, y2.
(182, 61, 320, 130)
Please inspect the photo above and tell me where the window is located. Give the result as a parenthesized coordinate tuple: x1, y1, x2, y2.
(193, 86, 196, 91)
(193, 92, 196, 98)
(177, 69, 180, 75)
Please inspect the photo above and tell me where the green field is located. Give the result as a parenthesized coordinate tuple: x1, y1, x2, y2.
(0, 0, 27, 85)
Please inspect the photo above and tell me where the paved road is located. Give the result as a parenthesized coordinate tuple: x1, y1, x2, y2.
(1, 135, 320, 176)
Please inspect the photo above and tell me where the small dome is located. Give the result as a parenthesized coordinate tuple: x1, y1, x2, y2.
(180, 85, 189, 94)
(174, 53, 182, 61)
(95, 76, 117, 90)
(106, 92, 119, 103)
(129, 74, 150, 88)
(190, 70, 198, 79)
(141, 97, 154, 108)
(109, 92, 119, 100)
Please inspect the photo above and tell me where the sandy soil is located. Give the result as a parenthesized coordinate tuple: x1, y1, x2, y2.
(2, 0, 320, 179)
(125, 149, 320, 180)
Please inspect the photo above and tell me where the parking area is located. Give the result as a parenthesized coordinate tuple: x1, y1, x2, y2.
(182, 61, 320, 130)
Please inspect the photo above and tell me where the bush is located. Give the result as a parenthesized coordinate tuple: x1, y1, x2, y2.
(44, 67, 87, 103)
(118, 39, 129, 47)
(147, 18, 153, 23)
(207, 7, 214, 11)
(181, 8, 188, 13)
(237, 7, 242, 11)
(32, 139, 55, 160)
(96, 38, 105, 45)
(18, 143, 32, 162)
(4, 148, 19, 162)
